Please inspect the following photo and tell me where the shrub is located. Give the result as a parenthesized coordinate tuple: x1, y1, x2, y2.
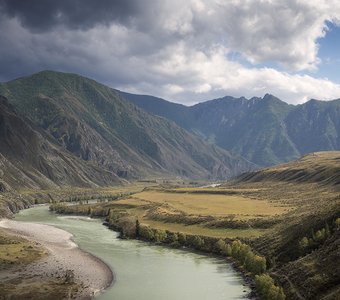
(171, 233, 178, 243)
(135, 219, 140, 237)
(154, 229, 167, 243)
(224, 244, 232, 256)
(298, 237, 309, 250)
(252, 255, 266, 274)
(178, 232, 187, 245)
(231, 240, 241, 258)
(192, 236, 204, 250)
(139, 225, 155, 240)
(215, 239, 226, 254)
(227, 240, 266, 275)
(335, 218, 340, 229)
(255, 273, 285, 300)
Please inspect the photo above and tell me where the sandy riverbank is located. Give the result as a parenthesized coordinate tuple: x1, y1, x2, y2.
(0, 219, 113, 299)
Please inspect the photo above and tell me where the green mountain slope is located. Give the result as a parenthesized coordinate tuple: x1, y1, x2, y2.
(0, 71, 254, 183)
(119, 92, 194, 130)
(190, 94, 299, 166)
(286, 99, 340, 154)
(0, 96, 123, 190)
(123, 92, 340, 167)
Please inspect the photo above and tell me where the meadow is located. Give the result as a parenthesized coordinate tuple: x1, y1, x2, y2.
(104, 188, 294, 238)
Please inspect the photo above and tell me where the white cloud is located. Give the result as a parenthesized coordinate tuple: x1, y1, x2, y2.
(178, 0, 340, 71)
(120, 43, 340, 104)
(1, 0, 340, 105)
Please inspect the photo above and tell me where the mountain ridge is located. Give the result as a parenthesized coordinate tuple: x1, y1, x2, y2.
(123, 91, 340, 166)
(0, 71, 255, 190)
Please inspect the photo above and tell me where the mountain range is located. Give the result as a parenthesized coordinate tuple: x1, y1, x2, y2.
(1, 70, 339, 190)
(122, 92, 340, 167)
(0, 71, 254, 190)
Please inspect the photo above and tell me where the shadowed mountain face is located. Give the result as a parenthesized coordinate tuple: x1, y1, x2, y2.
(123, 92, 340, 167)
(0, 95, 123, 190)
(0, 71, 254, 189)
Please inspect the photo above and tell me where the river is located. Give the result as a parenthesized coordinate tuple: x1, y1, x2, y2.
(15, 206, 250, 300)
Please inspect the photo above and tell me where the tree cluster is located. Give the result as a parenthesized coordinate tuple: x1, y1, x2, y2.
(255, 273, 285, 300)
(298, 222, 335, 255)
(215, 239, 266, 275)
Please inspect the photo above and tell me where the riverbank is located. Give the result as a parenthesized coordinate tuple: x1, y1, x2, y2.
(0, 219, 113, 299)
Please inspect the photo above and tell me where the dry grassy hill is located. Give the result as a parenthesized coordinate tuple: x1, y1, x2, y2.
(238, 151, 340, 185)
(231, 152, 340, 299)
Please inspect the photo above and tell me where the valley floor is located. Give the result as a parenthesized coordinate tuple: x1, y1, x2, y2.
(51, 177, 340, 299)
(1, 152, 339, 300)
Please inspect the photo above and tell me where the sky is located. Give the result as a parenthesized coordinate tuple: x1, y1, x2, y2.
(1, 0, 340, 105)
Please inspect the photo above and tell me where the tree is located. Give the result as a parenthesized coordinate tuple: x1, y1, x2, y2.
(252, 255, 266, 274)
(255, 273, 285, 300)
(215, 239, 226, 254)
(225, 244, 232, 256)
(231, 240, 241, 258)
(139, 226, 154, 240)
(267, 285, 281, 300)
(171, 233, 178, 243)
(154, 229, 167, 243)
(277, 287, 286, 300)
(336, 218, 340, 229)
(238, 243, 251, 264)
(135, 219, 140, 237)
(299, 236, 309, 251)
(315, 230, 324, 242)
(193, 236, 204, 249)
(325, 222, 331, 237)
(244, 251, 255, 271)
(178, 232, 187, 245)
(255, 273, 273, 297)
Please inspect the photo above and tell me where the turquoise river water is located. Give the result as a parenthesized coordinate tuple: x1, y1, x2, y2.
(15, 206, 250, 300)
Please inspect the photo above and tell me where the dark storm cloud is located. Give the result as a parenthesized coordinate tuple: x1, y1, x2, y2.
(1, 0, 340, 104)
(0, 0, 141, 32)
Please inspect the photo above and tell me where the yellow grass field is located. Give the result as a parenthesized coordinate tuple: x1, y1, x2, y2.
(138, 219, 267, 238)
(118, 190, 293, 218)
(106, 189, 296, 238)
